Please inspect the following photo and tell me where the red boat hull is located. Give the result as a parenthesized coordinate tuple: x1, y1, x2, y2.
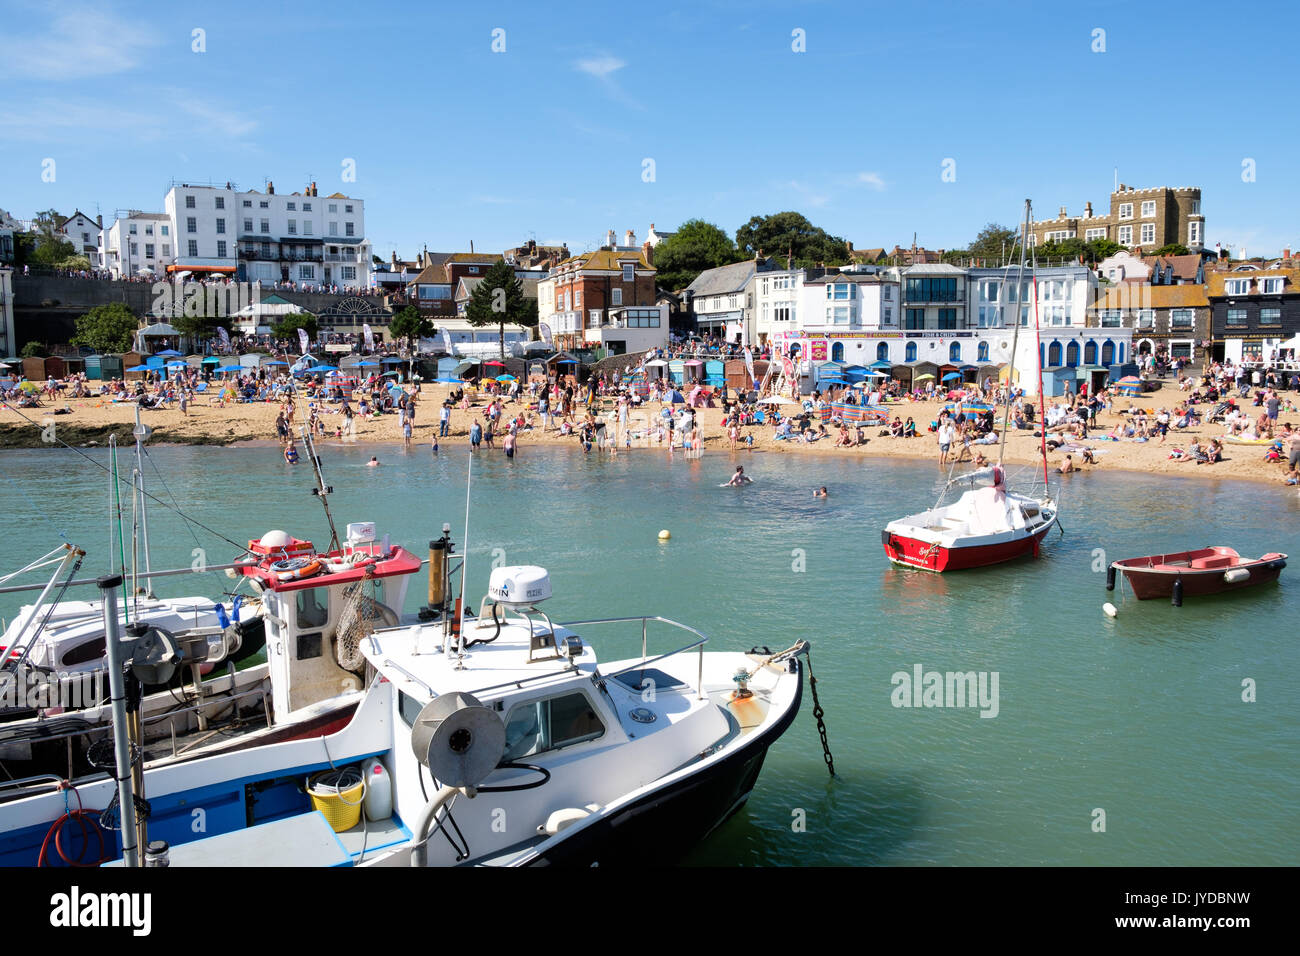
(1115, 549, 1286, 600)
(882, 525, 1052, 572)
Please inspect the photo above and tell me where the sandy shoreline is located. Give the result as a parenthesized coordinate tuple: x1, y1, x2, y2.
(3, 380, 1296, 488)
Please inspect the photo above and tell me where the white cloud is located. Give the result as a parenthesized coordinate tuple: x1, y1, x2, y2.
(0, 5, 162, 80)
(574, 56, 626, 79)
(857, 171, 886, 190)
(0, 92, 257, 144)
(786, 180, 829, 208)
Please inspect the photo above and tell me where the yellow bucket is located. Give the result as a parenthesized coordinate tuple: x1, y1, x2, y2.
(307, 769, 365, 833)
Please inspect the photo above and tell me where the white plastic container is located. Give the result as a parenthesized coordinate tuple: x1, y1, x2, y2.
(362, 758, 392, 821)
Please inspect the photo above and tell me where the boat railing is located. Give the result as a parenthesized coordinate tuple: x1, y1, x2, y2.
(0, 685, 273, 790)
(557, 616, 710, 700)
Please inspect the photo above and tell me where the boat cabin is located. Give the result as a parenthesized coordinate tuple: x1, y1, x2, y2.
(240, 525, 421, 722)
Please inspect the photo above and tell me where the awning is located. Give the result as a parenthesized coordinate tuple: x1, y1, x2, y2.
(166, 264, 237, 273)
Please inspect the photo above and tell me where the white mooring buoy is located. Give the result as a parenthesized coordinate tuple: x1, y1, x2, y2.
(1102, 602, 1118, 618)
(658, 529, 671, 541)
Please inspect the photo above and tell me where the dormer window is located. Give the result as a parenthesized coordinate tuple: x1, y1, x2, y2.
(1261, 277, 1284, 294)
(622, 263, 635, 282)
(1225, 279, 1252, 295)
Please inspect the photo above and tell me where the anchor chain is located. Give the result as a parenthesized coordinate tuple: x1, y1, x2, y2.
(805, 650, 834, 776)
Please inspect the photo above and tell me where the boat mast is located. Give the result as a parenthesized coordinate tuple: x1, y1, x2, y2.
(997, 201, 1032, 468)
(133, 405, 155, 598)
(1029, 205, 1050, 489)
(300, 424, 340, 552)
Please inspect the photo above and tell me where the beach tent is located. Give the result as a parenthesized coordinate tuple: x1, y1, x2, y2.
(665, 389, 685, 405)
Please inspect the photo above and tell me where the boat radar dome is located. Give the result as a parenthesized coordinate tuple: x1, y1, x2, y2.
(488, 566, 552, 608)
(259, 530, 292, 550)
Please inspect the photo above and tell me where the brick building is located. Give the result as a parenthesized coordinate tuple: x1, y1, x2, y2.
(1089, 284, 1210, 365)
(537, 247, 663, 353)
(1027, 184, 1204, 253)
(1206, 261, 1300, 365)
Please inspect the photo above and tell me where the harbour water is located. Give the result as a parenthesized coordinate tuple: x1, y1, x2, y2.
(2, 443, 1296, 866)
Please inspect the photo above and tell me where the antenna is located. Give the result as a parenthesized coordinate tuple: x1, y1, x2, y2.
(300, 423, 340, 552)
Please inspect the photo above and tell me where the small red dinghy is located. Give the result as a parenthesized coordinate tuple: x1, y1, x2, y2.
(1109, 547, 1287, 602)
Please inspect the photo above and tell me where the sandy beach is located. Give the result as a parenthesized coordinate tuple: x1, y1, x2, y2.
(4, 380, 1296, 487)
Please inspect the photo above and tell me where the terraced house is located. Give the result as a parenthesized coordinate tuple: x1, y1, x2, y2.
(1089, 284, 1210, 365)
(1206, 259, 1300, 365)
(537, 247, 663, 354)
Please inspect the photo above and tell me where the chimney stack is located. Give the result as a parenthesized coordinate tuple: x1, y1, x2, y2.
(267, 180, 274, 195)
(625, 229, 635, 247)
(1059, 205, 1067, 218)
(1285, 248, 1292, 260)
(1085, 201, 1093, 218)
(642, 239, 653, 266)
(605, 229, 616, 248)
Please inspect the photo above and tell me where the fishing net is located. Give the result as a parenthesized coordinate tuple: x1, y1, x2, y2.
(334, 581, 399, 672)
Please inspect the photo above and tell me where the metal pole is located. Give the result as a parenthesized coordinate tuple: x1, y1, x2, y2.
(133, 406, 154, 597)
(98, 574, 140, 868)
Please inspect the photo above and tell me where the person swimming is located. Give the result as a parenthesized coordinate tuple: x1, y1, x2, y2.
(284, 443, 299, 464)
(725, 466, 752, 487)
(813, 486, 828, 498)
(367, 456, 380, 467)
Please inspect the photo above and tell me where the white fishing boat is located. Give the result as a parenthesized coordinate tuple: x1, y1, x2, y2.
(0, 549, 822, 867)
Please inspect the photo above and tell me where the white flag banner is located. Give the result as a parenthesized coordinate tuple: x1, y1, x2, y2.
(440, 327, 453, 354)
(363, 323, 375, 352)
(298, 327, 309, 355)
(217, 326, 230, 352)
(743, 346, 755, 386)
(539, 322, 553, 346)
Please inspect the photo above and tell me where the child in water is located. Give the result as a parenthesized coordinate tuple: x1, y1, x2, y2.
(284, 443, 299, 464)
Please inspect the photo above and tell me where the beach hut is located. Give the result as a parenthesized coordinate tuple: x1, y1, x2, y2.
(1040, 367, 1074, 397)
(436, 356, 461, 381)
(43, 356, 68, 380)
(22, 356, 47, 381)
(97, 354, 125, 381)
(527, 360, 547, 384)
(667, 359, 685, 385)
(814, 360, 844, 388)
(643, 358, 669, 382)
(704, 359, 725, 388)
(85, 355, 105, 380)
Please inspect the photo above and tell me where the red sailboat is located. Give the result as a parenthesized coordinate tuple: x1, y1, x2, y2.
(882, 199, 1057, 572)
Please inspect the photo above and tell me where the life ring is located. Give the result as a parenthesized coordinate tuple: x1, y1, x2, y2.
(270, 557, 323, 582)
(322, 552, 377, 574)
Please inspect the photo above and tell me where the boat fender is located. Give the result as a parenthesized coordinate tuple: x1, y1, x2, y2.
(1223, 568, 1251, 584)
(1105, 566, 1116, 591)
(1102, 602, 1118, 618)
(323, 553, 377, 574)
(1268, 559, 1286, 571)
(1171, 576, 1184, 607)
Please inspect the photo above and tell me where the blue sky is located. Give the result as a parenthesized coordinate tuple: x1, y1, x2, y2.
(2, 0, 1298, 259)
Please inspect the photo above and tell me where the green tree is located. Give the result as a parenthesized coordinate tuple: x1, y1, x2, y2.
(465, 259, 538, 359)
(734, 212, 848, 268)
(389, 305, 435, 351)
(1084, 238, 1122, 263)
(70, 303, 138, 353)
(1153, 242, 1190, 257)
(650, 219, 744, 290)
(29, 236, 75, 266)
(272, 312, 319, 343)
(20, 341, 46, 359)
(967, 223, 1018, 262)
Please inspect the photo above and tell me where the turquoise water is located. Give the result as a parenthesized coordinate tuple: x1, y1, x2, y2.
(1, 442, 1296, 866)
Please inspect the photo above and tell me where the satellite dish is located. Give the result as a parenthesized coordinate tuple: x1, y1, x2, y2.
(410, 692, 505, 788)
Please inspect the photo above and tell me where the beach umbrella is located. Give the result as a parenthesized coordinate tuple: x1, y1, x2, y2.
(126, 364, 152, 372)
(942, 372, 963, 382)
(264, 360, 288, 366)
(155, 349, 183, 357)
(914, 373, 935, 382)
(201, 356, 221, 364)
(1117, 375, 1143, 384)
(484, 360, 506, 367)
(495, 374, 516, 382)
(355, 361, 380, 367)
(18, 381, 40, 393)
(756, 395, 797, 405)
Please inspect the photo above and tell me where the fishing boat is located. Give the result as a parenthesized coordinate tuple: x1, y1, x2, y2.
(0, 423, 418, 791)
(882, 199, 1058, 572)
(0, 540, 821, 867)
(1108, 547, 1286, 602)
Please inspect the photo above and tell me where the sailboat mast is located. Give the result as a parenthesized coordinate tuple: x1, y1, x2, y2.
(997, 201, 1032, 467)
(1028, 203, 1050, 488)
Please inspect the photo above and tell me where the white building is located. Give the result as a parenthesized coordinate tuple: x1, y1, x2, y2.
(769, 260, 1130, 396)
(101, 211, 172, 278)
(753, 267, 805, 344)
(685, 259, 761, 344)
(646, 223, 675, 247)
(0, 266, 14, 357)
(57, 211, 100, 260)
(164, 180, 371, 288)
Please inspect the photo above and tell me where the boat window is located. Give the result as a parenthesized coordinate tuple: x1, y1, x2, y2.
(297, 633, 322, 660)
(398, 690, 423, 728)
(296, 589, 328, 629)
(61, 636, 106, 668)
(611, 667, 686, 694)
(501, 692, 605, 761)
